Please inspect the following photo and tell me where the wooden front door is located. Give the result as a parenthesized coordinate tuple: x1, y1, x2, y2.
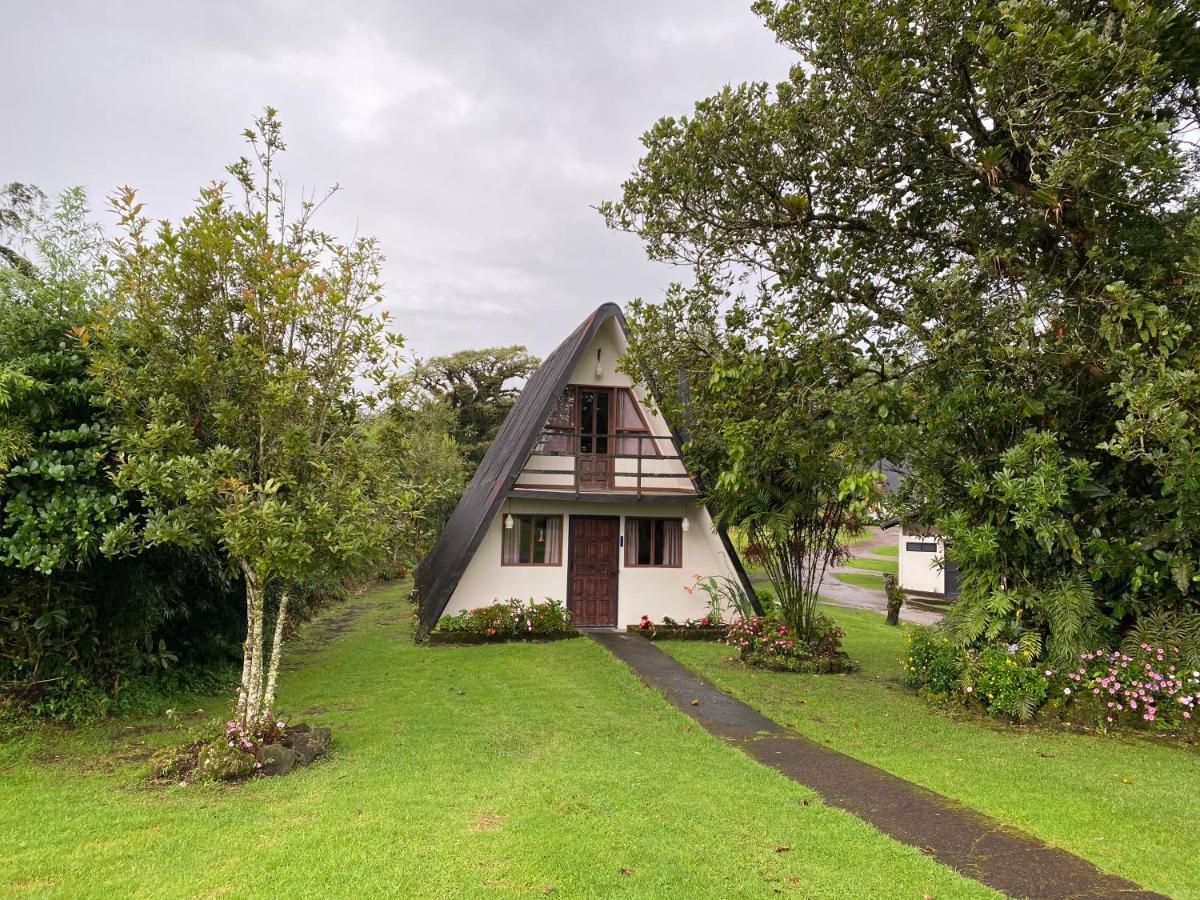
(567, 516, 619, 627)
(577, 388, 612, 491)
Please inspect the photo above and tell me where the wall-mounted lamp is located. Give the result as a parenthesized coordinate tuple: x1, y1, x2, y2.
(594, 348, 603, 379)
(681, 515, 691, 533)
(504, 513, 514, 530)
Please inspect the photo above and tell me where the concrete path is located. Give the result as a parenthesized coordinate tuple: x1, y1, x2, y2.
(591, 632, 1163, 900)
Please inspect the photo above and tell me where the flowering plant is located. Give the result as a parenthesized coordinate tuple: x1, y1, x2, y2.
(435, 598, 572, 638)
(1060, 644, 1198, 731)
(724, 614, 847, 672)
(222, 710, 287, 769)
(969, 646, 1048, 721)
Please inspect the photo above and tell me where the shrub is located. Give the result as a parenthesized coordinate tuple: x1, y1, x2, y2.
(725, 613, 850, 673)
(902, 627, 967, 695)
(435, 598, 572, 639)
(969, 647, 1049, 721)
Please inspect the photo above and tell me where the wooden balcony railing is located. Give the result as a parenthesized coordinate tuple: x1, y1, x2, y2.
(520, 432, 694, 497)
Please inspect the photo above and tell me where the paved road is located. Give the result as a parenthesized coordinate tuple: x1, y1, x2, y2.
(751, 527, 945, 626)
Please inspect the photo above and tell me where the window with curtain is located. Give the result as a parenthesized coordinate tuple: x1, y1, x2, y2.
(624, 517, 682, 567)
(534, 389, 576, 454)
(613, 388, 658, 457)
(501, 515, 563, 565)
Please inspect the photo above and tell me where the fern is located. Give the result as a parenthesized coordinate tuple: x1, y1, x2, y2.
(1038, 574, 1105, 669)
(1122, 609, 1200, 669)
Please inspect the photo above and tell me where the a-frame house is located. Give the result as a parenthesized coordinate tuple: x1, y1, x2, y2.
(414, 303, 757, 636)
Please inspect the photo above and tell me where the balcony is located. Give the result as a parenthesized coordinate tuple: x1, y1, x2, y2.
(513, 431, 698, 500)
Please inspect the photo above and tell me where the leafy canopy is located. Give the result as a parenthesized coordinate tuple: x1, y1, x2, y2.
(604, 0, 1200, 655)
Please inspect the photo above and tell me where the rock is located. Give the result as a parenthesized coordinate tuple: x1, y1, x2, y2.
(258, 743, 298, 777)
(310, 726, 332, 745)
(280, 723, 331, 766)
(288, 732, 319, 766)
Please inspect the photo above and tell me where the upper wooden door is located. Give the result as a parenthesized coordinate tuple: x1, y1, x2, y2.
(567, 516, 619, 626)
(577, 388, 612, 490)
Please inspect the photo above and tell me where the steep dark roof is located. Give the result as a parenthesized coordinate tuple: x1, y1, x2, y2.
(413, 303, 758, 636)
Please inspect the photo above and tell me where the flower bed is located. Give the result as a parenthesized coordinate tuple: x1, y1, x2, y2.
(149, 712, 330, 784)
(903, 627, 1200, 738)
(725, 614, 856, 673)
(431, 598, 576, 644)
(630, 614, 725, 640)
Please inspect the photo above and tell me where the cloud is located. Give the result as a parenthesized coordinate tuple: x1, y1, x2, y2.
(1, 1, 794, 359)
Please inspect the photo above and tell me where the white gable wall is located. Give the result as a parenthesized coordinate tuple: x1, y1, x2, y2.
(442, 497, 744, 627)
(515, 317, 693, 492)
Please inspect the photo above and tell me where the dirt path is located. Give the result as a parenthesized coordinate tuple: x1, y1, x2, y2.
(592, 632, 1164, 900)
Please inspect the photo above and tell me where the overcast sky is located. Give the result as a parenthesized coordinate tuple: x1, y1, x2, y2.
(3, 2, 793, 360)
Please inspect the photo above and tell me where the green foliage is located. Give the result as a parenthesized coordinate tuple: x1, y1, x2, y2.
(1121, 608, 1200, 670)
(0, 191, 247, 720)
(687, 574, 755, 622)
(408, 346, 539, 466)
(944, 571, 1107, 668)
(604, 0, 1200, 653)
(901, 627, 966, 695)
(0, 188, 118, 572)
(90, 109, 411, 725)
(195, 738, 257, 782)
(619, 290, 885, 644)
(434, 598, 573, 639)
(970, 647, 1049, 722)
(368, 390, 467, 569)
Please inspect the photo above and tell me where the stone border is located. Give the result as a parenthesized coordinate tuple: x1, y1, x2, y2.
(626, 625, 726, 641)
(425, 630, 582, 646)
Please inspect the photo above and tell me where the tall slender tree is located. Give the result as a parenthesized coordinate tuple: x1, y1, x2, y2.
(93, 110, 403, 725)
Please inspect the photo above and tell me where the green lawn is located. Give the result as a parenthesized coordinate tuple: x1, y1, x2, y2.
(843, 556, 898, 576)
(869, 544, 899, 558)
(661, 608, 1200, 898)
(0, 584, 994, 898)
(833, 571, 885, 590)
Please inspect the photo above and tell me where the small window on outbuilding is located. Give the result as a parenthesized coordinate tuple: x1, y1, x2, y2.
(906, 541, 939, 553)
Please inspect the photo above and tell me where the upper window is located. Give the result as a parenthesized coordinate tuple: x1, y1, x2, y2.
(614, 388, 658, 457)
(534, 389, 577, 455)
(502, 515, 563, 565)
(625, 517, 682, 567)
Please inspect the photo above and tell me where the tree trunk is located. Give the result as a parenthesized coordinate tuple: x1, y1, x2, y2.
(239, 563, 267, 727)
(262, 587, 290, 715)
(236, 566, 257, 723)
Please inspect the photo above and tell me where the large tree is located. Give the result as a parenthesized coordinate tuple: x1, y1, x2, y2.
(93, 110, 404, 726)
(409, 346, 538, 466)
(605, 0, 1200, 661)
